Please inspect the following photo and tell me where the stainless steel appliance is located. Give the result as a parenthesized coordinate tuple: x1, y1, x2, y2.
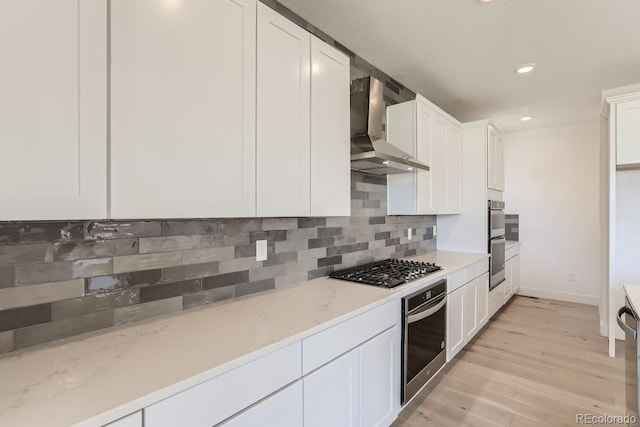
(350, 77, 430, 175)
(330, 259, 442, 288)
(402, 279, 447, 404)
(488, 200, 506, 290)
(618, 298, 639, 425)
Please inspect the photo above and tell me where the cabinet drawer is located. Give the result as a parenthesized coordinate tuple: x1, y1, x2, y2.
(478, 259, 489, 275)
(465, 263, 479, 282)
(105, 411, 142, 427)
(447, 269, 467, 293)
(505, 245, 520, 261)
(145, 342, 301, 427)
(302, 300, 398, 374)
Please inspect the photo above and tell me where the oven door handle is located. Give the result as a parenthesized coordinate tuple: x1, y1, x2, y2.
(617, 306, 637, 339)
(407, 294, 446, 324)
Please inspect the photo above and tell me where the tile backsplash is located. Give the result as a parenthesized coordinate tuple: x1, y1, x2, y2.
(505, 214, 519, 241)
(0, 172, 436, 354)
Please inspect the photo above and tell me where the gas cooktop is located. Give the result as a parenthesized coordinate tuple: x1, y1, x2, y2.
(330, 259, 442, 288)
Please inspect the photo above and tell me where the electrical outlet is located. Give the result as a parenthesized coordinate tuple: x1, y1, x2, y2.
(432, 225, 437, 237)
(408, 228, 412, 240)
(256, 240, 267, 261)
(569, 273, 576, 282)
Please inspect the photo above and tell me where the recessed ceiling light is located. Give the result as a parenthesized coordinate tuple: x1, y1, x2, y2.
(515, 63, 536, 74)
(478, 0, 493, 2)
(520, 116, 533, 122)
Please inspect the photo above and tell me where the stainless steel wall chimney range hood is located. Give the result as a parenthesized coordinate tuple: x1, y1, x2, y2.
(350, 77, 429, 175)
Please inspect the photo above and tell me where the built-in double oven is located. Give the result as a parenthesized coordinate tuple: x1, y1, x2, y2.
(488, 200, 506, 290)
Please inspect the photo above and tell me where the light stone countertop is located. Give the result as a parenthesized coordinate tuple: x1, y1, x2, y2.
(0, 250, 487, 427)
(623, 284, 640, 316)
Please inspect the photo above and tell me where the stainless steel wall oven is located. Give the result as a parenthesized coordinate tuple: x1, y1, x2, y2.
(401, 279, 447, 404)
(488, 200, 506, 290)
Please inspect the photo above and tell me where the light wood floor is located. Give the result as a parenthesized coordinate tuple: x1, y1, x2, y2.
(393, 295, 626, 427)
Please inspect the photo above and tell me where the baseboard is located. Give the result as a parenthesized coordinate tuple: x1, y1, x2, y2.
(517, 287, 599, 306)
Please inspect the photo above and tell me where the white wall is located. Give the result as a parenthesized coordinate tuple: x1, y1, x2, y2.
(504, 121, 601, 305)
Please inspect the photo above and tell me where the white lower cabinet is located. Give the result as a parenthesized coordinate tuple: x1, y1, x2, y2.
(303, 348, 360, 427)
(446, 264, 490, 362)
(512, 255, 520, 294)
(222, 381, 303, 427)
(360, 327, 400, 427)
(446, 285, 466, 361)
(105, 411, 142, 427)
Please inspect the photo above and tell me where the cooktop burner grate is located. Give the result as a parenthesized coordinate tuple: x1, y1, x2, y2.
(330, 259, 442, 288)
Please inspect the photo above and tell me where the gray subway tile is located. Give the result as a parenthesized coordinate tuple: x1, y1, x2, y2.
(263, 251, 298, 267)
(308, 237, 334, 249)
(249, 230, 287, 243)
(0, 331, 14, 353)
(262, 218, 298, 231)
(318, 256, 342, 268)
(0, 243, 52, 265)
(0, 266, 15, 288)
(183, 286, 235, 309)
(368, 216, 386, 225)
(161, 220, 221, 236)
(235, 279, 275, 298)
(0, 222, 84, 245)
(202, 232, 251, 248)
(327, 242, 369, 257)
(298, 218, 326, 228)
(139, 279, 201, 303)
(218, 257, 263, 274)
(113, 251, 183, 274)
(85, 221, 162, 240)
(318, 227, 342, 238)
(182, 246, 234, 265)
(51, 289, 140, 320)
(386, 238, 400, 247)
(0, 279, 84, 310)
(249, 264, 287, 282)
(218, 218, 262, 234)
(52, 239, 137, 261)
(362, 200, 381, 209)
(161, 262, 219, 282)
(113, 297, 183, 325)
(86, 269, 162, 295)
(235, 244, 256, 258)
(0, 303, 51, 332)
(308, 266, 335, 280)
(14, 310, 115, 349)
(298, 247, 327, 262)
(139, 235, 202, 254)
(15, 258, 112, 285)
(203, 271, 249, 290)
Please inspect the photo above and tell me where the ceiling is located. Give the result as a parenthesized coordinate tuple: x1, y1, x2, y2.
(277, 0, 640, 132)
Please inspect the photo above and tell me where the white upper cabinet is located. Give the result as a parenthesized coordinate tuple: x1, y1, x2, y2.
(617, 98, 640, 166)
(110, 0, 256, 219)
(310, 37, 350, 216)
(488, 125, 505, 192)
(257, 3, 310, 217)
(387, 96, 462, 215)
(0, 0, 107, 220)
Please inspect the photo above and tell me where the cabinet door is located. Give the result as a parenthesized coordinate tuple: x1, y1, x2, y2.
(0, 0, 107, 220)
(360, 327, 400, 427)
(110, 0, 256, 218)
(496, 134, 505, 191)
(446, 286, 465, 361)
(387, 101, 418, 215)
(310, 36, 350, 216)
(446, 123, 463, 213)
(222, 382, 303, 427)
(617, 99, 640, 166)
(416, 102, 436, 214)
(257, 3, 311, 216)
(105, 412, 142, 427)
(432, 115, 448, 212)
(512, 255, 520, 294)
(464, 279, 478, 342)
(487, 127, 497, 190)
(477, 273, 489, 328)
(504, 258, 514, 302)
(303, 348, 360, 427)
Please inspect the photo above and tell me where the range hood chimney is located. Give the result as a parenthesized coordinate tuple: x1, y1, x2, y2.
(350, 77, 429, 175)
